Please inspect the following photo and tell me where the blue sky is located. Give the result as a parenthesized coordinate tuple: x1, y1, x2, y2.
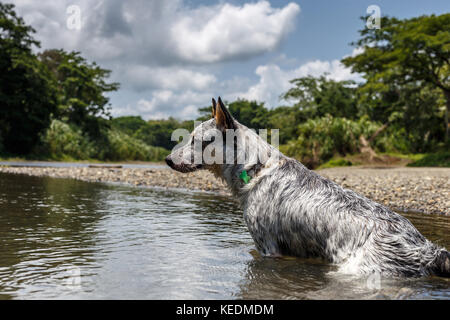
(12, 0, 450, 119)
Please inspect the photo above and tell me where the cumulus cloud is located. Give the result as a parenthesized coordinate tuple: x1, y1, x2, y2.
(118, 65, 217, 92)
(119, 56, 361, 120)
(231, 58, 362, 108)
(13, 0, 362, 120)
(112, 90, 212, 120)
(172, 1, 300, 63)
(12, 0, 301, 119)
(13, 0, 300, 65)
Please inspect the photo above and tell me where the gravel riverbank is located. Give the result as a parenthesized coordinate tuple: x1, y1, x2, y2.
(0, 165, 448, 215)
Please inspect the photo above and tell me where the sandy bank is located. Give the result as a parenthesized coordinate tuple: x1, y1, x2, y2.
(0, 165, 448, 215)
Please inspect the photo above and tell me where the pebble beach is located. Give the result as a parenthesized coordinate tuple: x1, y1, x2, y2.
(0, 165, 448, 215)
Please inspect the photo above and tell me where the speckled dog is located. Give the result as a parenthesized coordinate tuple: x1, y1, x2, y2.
(166, 97, 450, 278)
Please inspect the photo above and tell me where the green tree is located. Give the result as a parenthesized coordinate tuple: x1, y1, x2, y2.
(227, 99, 269, 129)
(198, 99, 269, 129)
(0, 3, 57, 155)
(134, 118, 194, 150)
(38, 49, 120, 140)
(282, 75, 360, 120)
(283, 115, 386, 168)
(111, 116, 148, 136)
(342, 14, 450, 141)
(267, 106, 303, 144)
(386, 84, 445, 153)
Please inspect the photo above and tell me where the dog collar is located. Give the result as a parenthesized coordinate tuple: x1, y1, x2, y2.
(239, 163, 264, 184)
(239, 170, 251, 184)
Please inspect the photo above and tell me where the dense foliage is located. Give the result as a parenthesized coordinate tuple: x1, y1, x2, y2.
(281, 116, 386, 168)
(342, 14, 450, 142)
(0, 4, 448, 167)
(38, 49, 119, 140)
(0, 4, 166, 162)
(0, 3, 57, 155)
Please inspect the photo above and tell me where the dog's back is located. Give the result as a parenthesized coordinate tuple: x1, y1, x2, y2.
(241, 156, 449, 277)
(165, 98, 449, 278)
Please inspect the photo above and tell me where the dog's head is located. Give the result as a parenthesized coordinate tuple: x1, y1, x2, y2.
(165, 97, 237, 174)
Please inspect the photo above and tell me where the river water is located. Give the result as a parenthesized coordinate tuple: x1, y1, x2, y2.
(0, 172, 448, 299)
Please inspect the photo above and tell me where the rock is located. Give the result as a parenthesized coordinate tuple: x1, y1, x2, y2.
(0, 165, 448, 215)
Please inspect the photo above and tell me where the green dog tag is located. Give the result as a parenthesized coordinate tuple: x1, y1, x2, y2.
(239, 170, 251, 184)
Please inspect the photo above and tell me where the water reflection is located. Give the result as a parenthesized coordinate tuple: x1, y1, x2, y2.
(0, 173, 107, 298)
(0, 172, 448, 299)
(238, 254, 335, 299)
(237, 209, 450, 300)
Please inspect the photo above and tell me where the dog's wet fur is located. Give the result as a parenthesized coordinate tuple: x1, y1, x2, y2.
(166, 97, 450, 277)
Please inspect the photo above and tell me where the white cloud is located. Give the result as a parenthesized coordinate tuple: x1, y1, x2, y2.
(172, 1, 300, 63)
(231, 58, 362, 108)
(12, 0, 302, 120)
(13, 0, 300, 66)
(112, 89, 211, 120)
(111, 55, 362, 120)
(118, 65, 217, 92)
(11, 1, 365, 122)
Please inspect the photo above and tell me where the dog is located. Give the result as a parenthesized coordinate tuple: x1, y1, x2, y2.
(166, 97, 450, 277)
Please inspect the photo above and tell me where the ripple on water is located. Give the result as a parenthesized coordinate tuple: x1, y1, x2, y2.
(0, 172, 449, 299)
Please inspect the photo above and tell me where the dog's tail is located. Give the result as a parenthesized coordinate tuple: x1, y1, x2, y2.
(430, 250, 450, 278)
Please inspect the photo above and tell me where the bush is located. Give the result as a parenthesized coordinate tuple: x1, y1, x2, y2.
(319, 158, 353, 169)
(407, 151, 450, 167)
(133, 118, 194, 150)
(105, 130, 169, 161)
(283, 115, 385, 168)
(41, 120, 169, 162)
(42, 120, 96, 160)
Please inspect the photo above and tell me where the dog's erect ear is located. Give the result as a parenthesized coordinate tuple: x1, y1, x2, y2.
(215, 97, 235, 131)
(212, 98, 217, 118)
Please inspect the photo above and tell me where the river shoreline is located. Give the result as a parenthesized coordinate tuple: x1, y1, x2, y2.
(0, 165, 448, 215)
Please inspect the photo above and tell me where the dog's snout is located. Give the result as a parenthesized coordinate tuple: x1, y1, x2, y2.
(165, 156, 174, 168)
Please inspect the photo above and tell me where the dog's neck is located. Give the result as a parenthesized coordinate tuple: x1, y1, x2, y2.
(218, 125, 282, 198)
